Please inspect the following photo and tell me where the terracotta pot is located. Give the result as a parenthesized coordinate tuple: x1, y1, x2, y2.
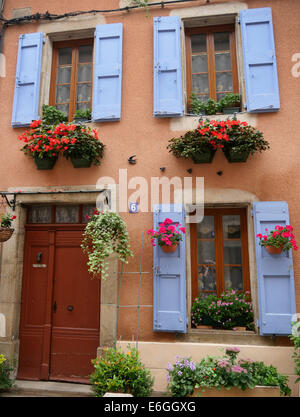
(0, 227, 14, 243)
(161, 244, 178, 253)
(196, 325, 213, 329)
(190, 386, 281, 397)
(235, 326, 247, 331)
(265, 245, 283, 255)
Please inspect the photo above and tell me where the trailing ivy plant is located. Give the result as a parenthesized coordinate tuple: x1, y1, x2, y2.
(81, 209, 133, 279)
(289, 321, 300, 383)
(126, 0, 150, 17)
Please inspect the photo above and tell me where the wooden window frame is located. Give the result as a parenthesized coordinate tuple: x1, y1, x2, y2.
(26, 204, 94, 225)
(185, 25, 239, 109)
(49, 39, 94, 122)
(190, 208, 250, 301)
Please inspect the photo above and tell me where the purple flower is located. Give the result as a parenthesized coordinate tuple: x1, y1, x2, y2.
(218, 359, 230, 368)
(178, 371, 182, 376)
(232, 365, 247, 374)
(226, 346, 240, 353)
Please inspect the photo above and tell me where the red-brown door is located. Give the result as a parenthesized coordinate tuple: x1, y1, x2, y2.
(18, 225, 100, 383)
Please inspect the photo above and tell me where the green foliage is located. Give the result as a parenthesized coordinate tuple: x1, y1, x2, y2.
(290, 321, 300, 383)
(126, 0, 150, 17)
(90, 347, 154, 397)
(218, 93, 241, 109)
(0, 354, 16, 392)
(0, 213, 16, 228)
(74, 108, 92, 121)
(81, 210, 133, 279)
(42, 104, 68, 125)
(167, 348, 291, 397)
(190, 93, 240, 115)
(167, 128, 213, 159)
(191, 290, 255, 331)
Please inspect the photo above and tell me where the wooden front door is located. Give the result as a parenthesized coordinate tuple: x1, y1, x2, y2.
(18, 224, 100, 383)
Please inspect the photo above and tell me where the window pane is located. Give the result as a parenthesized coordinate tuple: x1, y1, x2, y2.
(214, 32, 230, 51)
(76, 102, 91, 111)
(223, 215, 241, 239)
(76, 83, 91, 102)
(191, 34, 207, 53)
(216, 72, 233, 92)
(224, 266, 243, 290)
(223, 241, 242, 264)
(192, 73, 209, 93)
(55, 103, 69, 116)
(193, 94, 209, 103)
(77, 63, 92, 82)
(56, 85, 70, 103)
(57, 66, 71, 84)
(58, 47, 72, 65)
(197, 241, 216, 264)
(215, 52, 232, 71)
(55, 206, 79, 223)
(28, 206, 52, 224)
(198, 265, 217, 291)
(197, 216, 214, 238)
(192, 54, 208, 73)
(78, 45, 93, 63)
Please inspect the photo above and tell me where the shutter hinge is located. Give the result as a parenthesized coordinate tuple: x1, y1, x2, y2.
(237, 18, 241, 24)
(256, 319, 260, 328)
(251, 209, 254, 217)
(244, 103, 247, 110)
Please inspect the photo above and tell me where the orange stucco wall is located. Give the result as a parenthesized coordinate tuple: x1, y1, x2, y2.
(1, 0, 300, 342)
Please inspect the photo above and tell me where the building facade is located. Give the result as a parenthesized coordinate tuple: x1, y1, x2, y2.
(0, 0, 299, 394)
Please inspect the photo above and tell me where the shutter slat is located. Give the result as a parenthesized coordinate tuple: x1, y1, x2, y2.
(92, 23, 123, 122)
(153, 16, 183, 118)
(253, 201, 297, 335)
(11, 32, 44, 128)
(240, 8, 280, 113)
(153, 204, 187, 333)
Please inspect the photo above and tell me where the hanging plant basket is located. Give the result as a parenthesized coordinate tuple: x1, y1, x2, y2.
(161, 244, 178, 253)
(265, 245, 283, 255)
(34, 156, 57, 170)
(191, 149, 216, 164)
(223, 148, 250, 163)
(71, 157, 92, 168)
(0, 228, 14, 243)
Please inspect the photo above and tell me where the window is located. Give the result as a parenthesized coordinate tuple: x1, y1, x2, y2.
(50, 39, 93, 121)
(185, 25, 239, 107)
(190, 208, 250, 301)
(27, 204, 95, 224)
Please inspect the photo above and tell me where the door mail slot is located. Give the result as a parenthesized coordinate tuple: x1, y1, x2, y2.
(32, 264, 47, 268)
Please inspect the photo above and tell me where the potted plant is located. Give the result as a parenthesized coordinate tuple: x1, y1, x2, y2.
(0, 354, 16, 394)
(147, 218, 185, 253)
(41, 104, 68, 126)
(289, 321, 300, 389)
(218, 93, 241, 114)
(81, 209, 133, 279)
(0, 213, 16, 242)
(73, 108, 92, 124)
(58, 123, 104, 168)
(167, 119, 228, 164)
(166, 347, 291, 397)
(220, 118, 270, 163)
(90, 346, 154, 397)
(189, 94, 219, 116)
(256, 225, 298, 254)
(191, 290, 255, 331)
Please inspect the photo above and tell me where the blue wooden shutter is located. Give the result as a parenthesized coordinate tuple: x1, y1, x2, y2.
(253, 202, 297, 336)
(92, 24, 123, 122)
(153, 204, 187, 333)
(11, 32, 44, 127)
(153, 16, 183, 117)
(240, 8, 280, 113)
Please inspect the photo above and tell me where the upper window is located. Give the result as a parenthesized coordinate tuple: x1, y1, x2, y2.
(50, 39, 93, 121)
(190, 208, 250, 301)
(185, 25, 239, 107)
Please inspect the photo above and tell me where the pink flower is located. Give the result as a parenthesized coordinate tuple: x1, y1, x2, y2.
(85, 214, 91, 221)
(163, 218, 173, 225)
(159, 226, 167, 234)
(179, 227, 186, 234)
(256, 233, 262, 239)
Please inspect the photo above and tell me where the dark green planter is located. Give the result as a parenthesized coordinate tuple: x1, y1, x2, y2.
(71, 157, 92, 168)
(223, 149, 250, 163)
(191, 149, 216, 164)
(222, 107, 240, 114)
(34, 156, 57, 170)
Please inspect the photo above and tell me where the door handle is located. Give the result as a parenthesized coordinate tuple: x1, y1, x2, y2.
(53, 301, 57, 313)
(37, 252, 42, 263)
(67, 305, 74, 312)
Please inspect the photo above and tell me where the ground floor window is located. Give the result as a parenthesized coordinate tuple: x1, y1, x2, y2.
(190, 208, 250, 301)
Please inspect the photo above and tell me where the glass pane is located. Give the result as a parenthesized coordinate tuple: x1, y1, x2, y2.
(193, 94, 209, 103)
(215, 52, 232, 71)
(78, 45, 93, 63)
(197, 241, 216, 264)
(197, 216, 215, 238)
(198, 265, 217, 291)
(82, 204, 95, 223)
(55, 103, 69, 116)
(191, 34, 207, 53)
(223, 241, 242, 264)
(216, 72, 233, 92)
(214, 32, 230, 51)
(224, 266, 243, 290)
(77, 64, 92, 82)
(76, 83, 91, 102)
(223, 215, 241, 239)
(192, 54, 208, 73)
(57, 66, 71, 84)
(76, 101, 91, 111)
(55, 206, 79, 224)
(28, 206, 52, 224)
(192, 74, 209, 93)
(216, 92, 227, 101)
(58, 47, 72, 65)
(56, 85, 70, 103)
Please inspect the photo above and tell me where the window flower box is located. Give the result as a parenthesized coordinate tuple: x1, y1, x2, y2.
(190, 385, 280, 397)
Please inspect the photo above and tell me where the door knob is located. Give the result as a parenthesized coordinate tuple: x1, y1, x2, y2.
(67, 305, 74, 311)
